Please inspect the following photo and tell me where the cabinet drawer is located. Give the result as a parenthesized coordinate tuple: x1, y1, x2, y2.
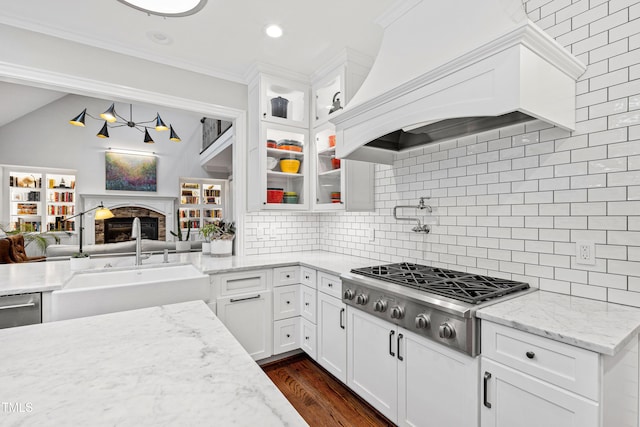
(318, 271, 341, 299)
(300, 267, 317, 288)
(300, 317, 317, 360)
(216, 270, 270, 297)
(273, 284, 301, 321)
(301, 284, 316, 323)
(274, 318, 300, 355)
(482, 321, 599, 400)
(273, 266, 300, 287)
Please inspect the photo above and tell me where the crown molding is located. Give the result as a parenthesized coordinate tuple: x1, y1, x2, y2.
(0, 17, 246, 84)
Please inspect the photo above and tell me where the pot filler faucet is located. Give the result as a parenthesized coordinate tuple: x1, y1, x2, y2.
(393, 197, 433, 233)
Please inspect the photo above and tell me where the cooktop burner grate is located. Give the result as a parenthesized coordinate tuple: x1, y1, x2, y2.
(351, 263, 529, 304)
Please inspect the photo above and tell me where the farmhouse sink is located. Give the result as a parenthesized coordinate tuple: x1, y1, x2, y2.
(50, 264, 210, 321)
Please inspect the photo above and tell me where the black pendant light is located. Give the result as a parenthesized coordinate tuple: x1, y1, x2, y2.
(155, 114, 169, 131)
(100, 103, 118, 123)
(169, 125, 181, 142)
(96, 122, 110, 138)
(69, 108, 87, 127)
(143, 128, 155, 144)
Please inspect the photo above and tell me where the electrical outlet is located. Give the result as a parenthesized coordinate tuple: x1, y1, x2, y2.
(575, 241, 596, 265)
(368, 228, 375, 242)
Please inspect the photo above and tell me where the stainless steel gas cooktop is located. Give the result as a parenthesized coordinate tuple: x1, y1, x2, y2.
(341, 262, 533, 356)
(351, 262, 530, 304)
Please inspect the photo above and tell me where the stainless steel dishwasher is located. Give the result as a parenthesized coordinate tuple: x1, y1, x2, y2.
(0, 293, 41, 329)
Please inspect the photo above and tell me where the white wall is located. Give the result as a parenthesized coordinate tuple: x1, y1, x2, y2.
(0, 94, 211, 200)
(244, 0, 640, 307)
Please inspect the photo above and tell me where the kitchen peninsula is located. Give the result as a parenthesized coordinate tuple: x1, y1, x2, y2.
(0, 300, 307, 426)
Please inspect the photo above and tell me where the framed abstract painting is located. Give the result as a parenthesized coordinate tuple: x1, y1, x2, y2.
(105, 152, 157, 192)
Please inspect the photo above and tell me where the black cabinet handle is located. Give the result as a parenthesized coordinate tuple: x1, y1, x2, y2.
(263, 112, 267, 118)
(397, 333, 404, 361)
(286, 274, 290, 278)
(286, 301, 290, 305)
(340, 308, 345, 329)
(305, 302, 310, 306)
(328, 283, 333, 288)
(389, 330, 396, 357)
(286, 334, 290, 338)
(526, 351, 535, 359)
(305, 275, 310, 280)
(305, 336, 309, 340)
(483, 372, 492, 409)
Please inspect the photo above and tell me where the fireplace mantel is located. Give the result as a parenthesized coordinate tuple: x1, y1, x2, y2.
(81, 194, 176, 245)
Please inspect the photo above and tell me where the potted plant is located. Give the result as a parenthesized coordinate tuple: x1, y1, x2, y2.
(69, 251, 91, 271)
(199, 223, 216, 255)
(170, 210, 191, 252)
(209, 221, 235, 257)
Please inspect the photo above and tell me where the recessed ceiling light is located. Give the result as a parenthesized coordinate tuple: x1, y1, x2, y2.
(117, 0, 207, 17)
(146, 31, 173, 45)
(265, 25, 283, 38)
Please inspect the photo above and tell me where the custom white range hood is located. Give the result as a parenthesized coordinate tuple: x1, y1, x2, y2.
(331, 0, 586, 164)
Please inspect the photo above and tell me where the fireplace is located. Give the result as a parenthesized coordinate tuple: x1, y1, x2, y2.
(104, 217, 158, 243)
(94, 206, 168, 244)
(82, 194, 176, 245)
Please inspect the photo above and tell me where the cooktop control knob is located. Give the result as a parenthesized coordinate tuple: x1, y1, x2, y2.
(355, 294, 369, 305)
(373, 299, 387, 312)
(390, 306, 405, 319)
(439, 322, 456, 339)
(343, 289, 355, 300)
(415, 314, 431, 329)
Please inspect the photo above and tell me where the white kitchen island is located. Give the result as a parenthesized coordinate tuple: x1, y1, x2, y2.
(0, 300, 308, 427)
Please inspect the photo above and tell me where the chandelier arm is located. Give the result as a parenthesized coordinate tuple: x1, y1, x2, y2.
(114, 111, 130, 123)
(137, 119, 156, 125)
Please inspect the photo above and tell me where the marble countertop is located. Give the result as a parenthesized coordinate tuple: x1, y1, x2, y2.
(0, 250, 380, 297)
(477, 291, 640, 356)
(0, 300, 307, 426)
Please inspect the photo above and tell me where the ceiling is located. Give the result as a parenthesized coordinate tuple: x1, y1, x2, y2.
(0, 0, 395, 83)
(0, 1, 395, 132)
(0, 82, 67, 127)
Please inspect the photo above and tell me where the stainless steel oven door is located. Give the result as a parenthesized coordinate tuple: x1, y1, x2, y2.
(0, 293, 41, 329)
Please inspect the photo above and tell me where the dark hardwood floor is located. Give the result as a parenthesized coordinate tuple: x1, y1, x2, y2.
(262, 354, 394, 427)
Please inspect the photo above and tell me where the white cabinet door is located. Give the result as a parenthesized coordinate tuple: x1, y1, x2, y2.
(317, 291, 347, 383)
(217, 292, 272, 361)
(300, 317, 317, 360)
(347, 307, 398, 423)
(273, 284, 300, 321)
(273, 317, 300, 355)
(398, 328, 479, 427)
(481, 358, 599, 427)
(300, 284, 316, 323)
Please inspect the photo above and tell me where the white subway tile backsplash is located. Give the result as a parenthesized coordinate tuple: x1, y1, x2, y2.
(609, 79, 640, 100)
(539, 278, 571, 294)
(570, 174, 607, 188)
(589, 98, 628, 119)
(590, 39, 629, 64)
(573, 32, 609, 56)
(571, 283, 608, 300)
(610, 0, 638, 13)
(589, 157, 628, 174)
(608, 289, 640, 308)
